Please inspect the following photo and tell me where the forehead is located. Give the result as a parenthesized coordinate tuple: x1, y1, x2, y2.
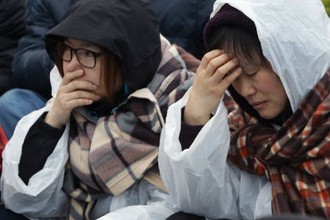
(223, 46, 262, 66)
(64, 38, 100, 50)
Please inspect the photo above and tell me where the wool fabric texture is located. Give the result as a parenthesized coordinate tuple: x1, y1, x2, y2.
(203, 4, 257, 47)
(228, 68, 330, 217)
(63, 40, 197, 220)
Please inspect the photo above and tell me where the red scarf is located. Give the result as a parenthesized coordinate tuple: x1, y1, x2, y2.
(0, 125, 8, 173)
(228, 69, 330, 218)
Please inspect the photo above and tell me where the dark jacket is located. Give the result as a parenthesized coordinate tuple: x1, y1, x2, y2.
(11, 0, 78, 99)
(0, 0, 27, 95)
(150, 0, 215, 59)
(45, 0, 162, 92)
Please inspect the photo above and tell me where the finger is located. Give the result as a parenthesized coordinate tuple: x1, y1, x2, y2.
(54, 90, 99, 114)
(61, 98, 95, 111)
(220, 66, 242, 87)
(62, 80, 98, 94)
(213, 57, 240, 83)
(203, 52, 236, 79)
(64, 90, 100, 103)
(61, 70, 84, 85)
(199, 49, 225, 71)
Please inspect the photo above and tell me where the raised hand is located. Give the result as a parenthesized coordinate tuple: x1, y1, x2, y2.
(184, 50, 241, 125)
(44, 70, 100, 128)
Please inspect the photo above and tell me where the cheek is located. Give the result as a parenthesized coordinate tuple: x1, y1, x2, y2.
(275, 85, 288, 108)
(86, 68, 101, 86)
(257, 73, 280, 94)
(230, 77, 242, 92)
(62, 62, 68, 74)
(264, 76, 287, 107)
(269, 78, 284, 95)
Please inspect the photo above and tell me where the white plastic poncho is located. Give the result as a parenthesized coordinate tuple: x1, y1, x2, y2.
(159, 0, 330, 219)
(0, 67, 176, 220)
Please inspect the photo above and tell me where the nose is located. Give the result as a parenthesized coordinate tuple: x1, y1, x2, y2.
(233, 77, 256, 98)
(65, 52, 83, 71)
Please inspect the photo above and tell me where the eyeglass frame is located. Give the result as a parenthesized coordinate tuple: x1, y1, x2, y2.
(59, 43, 102, 68)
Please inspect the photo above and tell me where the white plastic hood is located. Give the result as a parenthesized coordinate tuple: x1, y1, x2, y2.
(211, 0, 330, 111)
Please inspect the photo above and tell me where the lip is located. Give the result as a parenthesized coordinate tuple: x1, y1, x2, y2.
(250, 101, 267, 109)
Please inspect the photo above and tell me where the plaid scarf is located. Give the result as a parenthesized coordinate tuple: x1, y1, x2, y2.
(62, 42, 197, 220)
(228, 69, 330, 218)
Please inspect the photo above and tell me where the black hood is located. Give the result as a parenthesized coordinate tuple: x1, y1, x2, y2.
(45, 0, 161, 92)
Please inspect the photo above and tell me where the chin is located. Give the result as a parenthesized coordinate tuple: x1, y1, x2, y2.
(259, 111, 278, 120)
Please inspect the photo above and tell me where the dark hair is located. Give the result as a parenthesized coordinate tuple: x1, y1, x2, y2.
(205, 24, 269, 68)
(205, 25, 292, 125)
(100, 49, 123, 104)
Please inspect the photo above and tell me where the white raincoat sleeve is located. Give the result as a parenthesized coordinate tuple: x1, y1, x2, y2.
(0, 66, 70, 218)
(0, 106, 70, 218)
(158, 90, 272, 220)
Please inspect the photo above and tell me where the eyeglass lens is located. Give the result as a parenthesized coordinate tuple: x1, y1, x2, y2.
(62, 44, 101, 68)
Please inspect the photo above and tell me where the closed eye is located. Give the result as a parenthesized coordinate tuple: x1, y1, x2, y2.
(246, 71, 257, 76)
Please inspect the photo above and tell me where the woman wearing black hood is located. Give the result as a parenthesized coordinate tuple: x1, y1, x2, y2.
(0, 0, 197, 219)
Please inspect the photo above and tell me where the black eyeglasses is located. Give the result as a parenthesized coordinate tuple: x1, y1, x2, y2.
(61, 44, 102, 68)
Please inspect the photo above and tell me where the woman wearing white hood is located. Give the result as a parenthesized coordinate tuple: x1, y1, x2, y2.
(159, 0, 330, 219)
